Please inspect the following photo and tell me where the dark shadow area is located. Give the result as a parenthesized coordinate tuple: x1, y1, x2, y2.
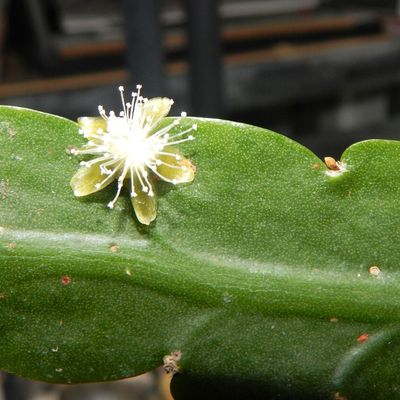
(171, 372, 330, 400)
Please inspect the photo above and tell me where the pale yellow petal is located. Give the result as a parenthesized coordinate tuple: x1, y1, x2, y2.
(141, 98, 173, 129)
(70, 162, 112, 197)
(157, 148, 196, 184)
(132, 181, 157, 225)
(78, 117, 107, 140)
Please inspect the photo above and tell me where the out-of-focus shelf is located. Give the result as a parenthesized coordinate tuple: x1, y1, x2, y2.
(0, 70, 129, 98)
(1, 6, 400, 120)
(58, 0, 322, 35)
(54, 11, 382, 60)
(0, 32, 396, 98)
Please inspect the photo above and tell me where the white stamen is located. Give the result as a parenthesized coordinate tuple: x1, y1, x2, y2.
(153, 159, 183, 170)
(72, 84, 195, 210)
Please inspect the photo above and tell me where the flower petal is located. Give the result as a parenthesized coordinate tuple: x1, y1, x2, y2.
(78, 117, 107, 140)
(131, 181, 157, 225)
(142, 98, 173, 129)
(157, 148, 196, 184)
(70, 162, 112, 197)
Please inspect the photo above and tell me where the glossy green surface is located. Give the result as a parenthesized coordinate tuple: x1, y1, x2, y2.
(0, 106, 399, 399)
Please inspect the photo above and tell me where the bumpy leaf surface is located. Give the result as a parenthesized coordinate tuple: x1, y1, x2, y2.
(0, 106, 399, 399)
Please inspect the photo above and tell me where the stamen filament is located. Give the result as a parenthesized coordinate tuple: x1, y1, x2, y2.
(150, 121, 181, 139)
(141, 167, 154, 196)
(166, 137, 195, 146)
(156, 151, 182, 160)
(71, 85, 195, 224)
(74, 146, 108, 155)
(129, 165, 137, 197)
(108, 162, 130, 208)
(95, 160, 124, 189)
(149, 159, 182, 170)
(166, 125, 197, 141)
(81, 155, 112, 167)
(134, 165, 147, 191)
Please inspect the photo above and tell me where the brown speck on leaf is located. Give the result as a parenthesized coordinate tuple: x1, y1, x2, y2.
(0, 180, 10, 199)
(334, 392, 348, 400)
(324, 157, 340, 171)
(0, 293, 5, 300)
(7, 242, 16, 251)
(61, 276, 72, 285)
(369, 265, 381, 277)
(312, 163, 321, 170)
(110, 244, 118, 253)
(59, 320, 64, 326)
(330, 317, 338, 323)
(0, 121, 15, 138)
(181, 158, 196, 174)
(163, 351, 182, 375)
(357, 333, 369, 344)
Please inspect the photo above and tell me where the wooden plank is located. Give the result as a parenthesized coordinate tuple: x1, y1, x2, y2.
(166, 33, 391, 75)
(224, 33, 390, 65)
(59, 40, 124, 59)
(58, 13, 382, 59)
(0, 70, 129, 98)
(0, 33, 392, 99)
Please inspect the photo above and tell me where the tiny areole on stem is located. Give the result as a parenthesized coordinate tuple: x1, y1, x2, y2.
(324, 156, 348, 177)
(70, 85, 197, 225)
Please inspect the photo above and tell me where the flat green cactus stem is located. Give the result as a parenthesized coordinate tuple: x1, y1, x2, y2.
(0, 106, 400, 399)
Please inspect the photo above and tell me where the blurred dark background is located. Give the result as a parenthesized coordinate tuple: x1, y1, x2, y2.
(1, 0, 400, 398)
(2, 0, 400, 158)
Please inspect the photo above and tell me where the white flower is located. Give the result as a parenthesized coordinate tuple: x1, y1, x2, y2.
(70, 85, 196, 225)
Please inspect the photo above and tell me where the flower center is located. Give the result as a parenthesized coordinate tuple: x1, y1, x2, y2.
(72, 84, 197, 214)
(126, 131, 157, 167)
(106, 114, 163, 169)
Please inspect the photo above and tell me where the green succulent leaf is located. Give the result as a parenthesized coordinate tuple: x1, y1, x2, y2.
(0, 106, 399, 400)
